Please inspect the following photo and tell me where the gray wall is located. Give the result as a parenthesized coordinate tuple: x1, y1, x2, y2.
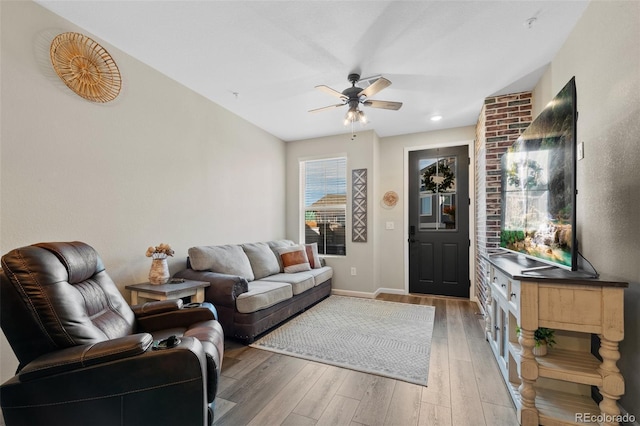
(0, 1, 286, 382)
(2, 0, 638, 417)
(285, 0, 640, 416)
(533, 0, 639, 417)
(285, 127, 476, 297)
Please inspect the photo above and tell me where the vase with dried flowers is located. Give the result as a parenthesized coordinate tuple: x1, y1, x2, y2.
(146, 243, 175, 285)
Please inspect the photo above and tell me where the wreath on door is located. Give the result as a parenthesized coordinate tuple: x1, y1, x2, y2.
(422, 159, 455, 193)
(506, 159, 543, 189)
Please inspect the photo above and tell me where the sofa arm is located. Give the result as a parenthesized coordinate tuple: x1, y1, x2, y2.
(18, 334, 153, 381)
(174, 269, 248, 309)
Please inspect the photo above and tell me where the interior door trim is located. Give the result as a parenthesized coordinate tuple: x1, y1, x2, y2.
(403, 140, 476, 301)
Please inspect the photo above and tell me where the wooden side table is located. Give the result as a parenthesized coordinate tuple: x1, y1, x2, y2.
(125, 280, 210, 305)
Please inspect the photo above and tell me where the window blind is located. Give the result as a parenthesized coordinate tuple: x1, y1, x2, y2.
(302, 157, 347, 255)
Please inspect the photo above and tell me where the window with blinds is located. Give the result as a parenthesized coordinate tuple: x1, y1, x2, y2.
(301, 157, 347, 255)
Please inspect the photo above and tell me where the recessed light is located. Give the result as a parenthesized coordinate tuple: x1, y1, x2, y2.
(430, 115, 443, 122)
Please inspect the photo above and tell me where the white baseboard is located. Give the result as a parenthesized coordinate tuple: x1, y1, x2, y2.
(472, 298, 485, 314)
(330, 289, 376, 299)
(331, 288, 406, 299)
(374, 288, 405, 297)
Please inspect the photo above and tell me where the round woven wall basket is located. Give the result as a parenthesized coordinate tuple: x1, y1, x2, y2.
(382, 191, 399, 207)
(50, 32, 121, 103)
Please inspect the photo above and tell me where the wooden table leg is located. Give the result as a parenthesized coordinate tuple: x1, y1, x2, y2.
(518, 327, 539, 426)
(598, 336, 624, 426)
(193, 288, 205, 303)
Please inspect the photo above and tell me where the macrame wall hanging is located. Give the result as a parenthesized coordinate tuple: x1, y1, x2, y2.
(50, 32, 122, 103)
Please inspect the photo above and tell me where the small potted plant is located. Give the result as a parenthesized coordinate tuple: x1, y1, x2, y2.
(516, 326, 556, 356)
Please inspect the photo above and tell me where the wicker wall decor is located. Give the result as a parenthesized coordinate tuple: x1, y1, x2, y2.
(382, 190, 399, 207)
(50, 32, 121, 103)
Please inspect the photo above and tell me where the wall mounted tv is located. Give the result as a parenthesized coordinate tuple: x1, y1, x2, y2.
(500, 77, 577, 271)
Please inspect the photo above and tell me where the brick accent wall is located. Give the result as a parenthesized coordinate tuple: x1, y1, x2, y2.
(475, 92, 532, 315)
(475, 105, 488, 311)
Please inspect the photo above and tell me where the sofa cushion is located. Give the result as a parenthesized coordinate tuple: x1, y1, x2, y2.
(306, 266, 333, 286)
(259, 273, 315, 296)
(236, 281, 292, 314)
(267, 240, 296, 248)
(304, 243, 321, 269)
(241, 242, 280, 280)
(188, 245, 255, 281)
(277, 246, 311, 273)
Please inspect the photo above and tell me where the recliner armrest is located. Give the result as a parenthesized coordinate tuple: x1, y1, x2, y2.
(135, 307, 216, 332)
(18, 333, 153, 381)
(131, 299, 183, 317)
(2, 337, 211, 426)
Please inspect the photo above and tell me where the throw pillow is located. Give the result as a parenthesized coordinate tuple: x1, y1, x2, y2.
(267, 240, 296, 272)
(242, 242, 280, 280)
(277, 245, 311, 273)
(304, 242, 321, 269)
(188, 245, 255, 281)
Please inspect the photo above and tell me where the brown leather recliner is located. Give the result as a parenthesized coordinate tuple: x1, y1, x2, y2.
(0, 241, 224, 426)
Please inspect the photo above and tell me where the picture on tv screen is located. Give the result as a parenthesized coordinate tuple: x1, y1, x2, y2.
(500, 77, 577, 270)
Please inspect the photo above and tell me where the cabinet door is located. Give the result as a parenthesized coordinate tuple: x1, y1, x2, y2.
(492, 301, 507, 361)
(489, 299, 502, 357)
(501, 309, 508, 359)
(490, 298, 499, 345)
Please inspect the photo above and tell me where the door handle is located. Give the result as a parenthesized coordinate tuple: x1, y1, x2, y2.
(408, 238, 417, 243)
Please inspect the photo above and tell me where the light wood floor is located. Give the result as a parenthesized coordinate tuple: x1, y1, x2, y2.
(212, 294, 518, 426)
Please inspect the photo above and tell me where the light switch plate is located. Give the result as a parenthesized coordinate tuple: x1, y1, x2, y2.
(577, 142, 584, 160)
(386, 221, 395, 230)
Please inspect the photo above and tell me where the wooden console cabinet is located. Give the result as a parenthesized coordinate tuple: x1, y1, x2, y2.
(485, 253, 627, 426)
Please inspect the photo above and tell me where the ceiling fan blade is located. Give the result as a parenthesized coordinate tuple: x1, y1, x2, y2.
(309, 103, 345, 113)
(358, 77, 391, 98)
(315, 85, 347, 100)
(363, 100, 403, 110)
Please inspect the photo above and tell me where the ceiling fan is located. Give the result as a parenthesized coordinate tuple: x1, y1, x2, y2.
(309, 73, 403, 125)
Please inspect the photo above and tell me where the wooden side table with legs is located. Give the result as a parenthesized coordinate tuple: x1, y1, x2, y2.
(126, 280, 210, 305)
(485, 253, 627, 426)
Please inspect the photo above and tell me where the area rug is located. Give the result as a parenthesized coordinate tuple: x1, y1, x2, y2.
(250, 295, 435, 386)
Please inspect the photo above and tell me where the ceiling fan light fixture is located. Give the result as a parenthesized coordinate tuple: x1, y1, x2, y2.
(311, 72, 400, 127)
(344, 106, 365, 126)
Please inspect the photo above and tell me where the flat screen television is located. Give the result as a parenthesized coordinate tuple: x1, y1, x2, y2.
(500, 77, 578, 271)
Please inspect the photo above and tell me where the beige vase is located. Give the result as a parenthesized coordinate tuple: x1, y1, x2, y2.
(533, 343, 548, 357)
(149, 258, 170, 285)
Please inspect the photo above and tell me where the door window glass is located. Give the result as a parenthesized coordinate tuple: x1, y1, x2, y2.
(418, 156, 457, 231)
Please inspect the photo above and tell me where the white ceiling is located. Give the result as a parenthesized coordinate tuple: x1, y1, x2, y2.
(36, 1, 590, 142)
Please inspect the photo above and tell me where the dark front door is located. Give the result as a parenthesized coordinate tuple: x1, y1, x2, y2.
(408, 145, 470, 297)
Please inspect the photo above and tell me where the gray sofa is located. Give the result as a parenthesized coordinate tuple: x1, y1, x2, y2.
(174, 240, 332, 343)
